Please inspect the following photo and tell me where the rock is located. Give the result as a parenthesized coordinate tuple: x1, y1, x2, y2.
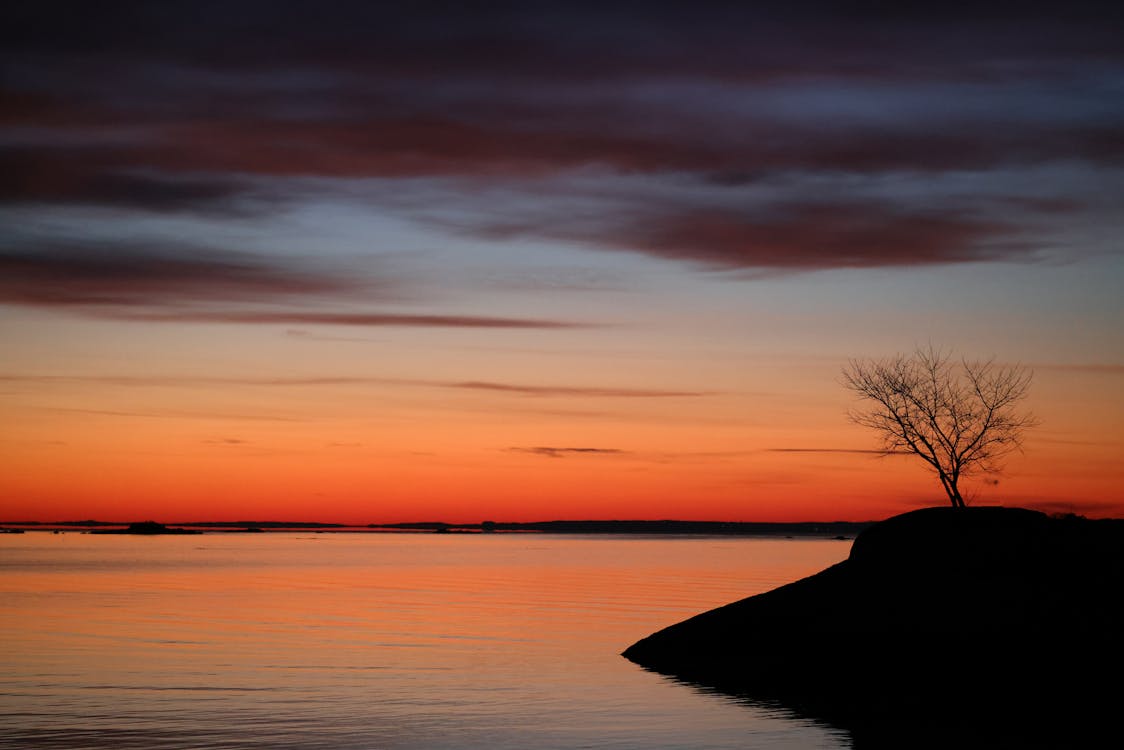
(622, 507, 1124, 745)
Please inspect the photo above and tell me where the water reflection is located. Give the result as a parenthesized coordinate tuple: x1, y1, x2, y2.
(1, 533, 854, 750)
(651, 665, 1111, 750)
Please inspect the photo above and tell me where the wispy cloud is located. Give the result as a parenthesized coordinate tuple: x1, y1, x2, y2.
(0, 372, 704, 399)
(284, 329, 389, 344)
(508, 446, 627, 459)
(112, 310, 591, 329)
(0, 374, 388, 387)
(765, 447, 908, 455)
(0, 242, 589, 328)
(0, 241, 356, 308)
(452, 381, 710, 397)
(27, 406, 304, 422)
(1030, 363, 1124, 375)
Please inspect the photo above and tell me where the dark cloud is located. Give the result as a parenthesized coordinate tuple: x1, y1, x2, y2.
(625, 204, 1015, 270)
(0, 241, 356, 308)
(0, 147, 265, 215)
(5, 2, 1120, 84)
(2, 1, 1121, 272)
(5, 102, 1122, 184)
(3, 225, 606, 337)
(470, 199, 1023, 270)
(507, 446, 627, 459)
(110, 310, 588, 328)
(0, 241, 589, 327)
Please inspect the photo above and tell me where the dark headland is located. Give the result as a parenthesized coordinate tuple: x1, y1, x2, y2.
(622, 506, 1124, 747)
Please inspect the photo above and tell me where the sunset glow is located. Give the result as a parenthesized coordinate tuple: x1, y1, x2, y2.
(2, 3, 1122, 523)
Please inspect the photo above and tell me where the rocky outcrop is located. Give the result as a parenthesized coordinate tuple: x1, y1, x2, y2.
(622, 507, 1124, 745)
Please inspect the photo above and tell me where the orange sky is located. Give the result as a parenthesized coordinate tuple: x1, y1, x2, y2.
(2, 5, 1123, 523)
(2, 318, 1121, 522)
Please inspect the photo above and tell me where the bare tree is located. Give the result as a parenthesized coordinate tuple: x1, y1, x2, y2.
(842, 346, 1037, 508)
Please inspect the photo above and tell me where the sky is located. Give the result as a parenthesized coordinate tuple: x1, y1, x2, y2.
(2, 1, 1122, 523)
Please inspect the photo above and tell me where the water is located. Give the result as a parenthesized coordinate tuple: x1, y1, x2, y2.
(1, 532, 853, 749)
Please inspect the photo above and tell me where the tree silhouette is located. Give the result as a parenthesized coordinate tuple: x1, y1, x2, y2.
(842, 346, 1037, 508)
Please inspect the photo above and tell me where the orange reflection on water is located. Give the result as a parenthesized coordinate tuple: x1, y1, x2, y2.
(1, 532, 852, 748)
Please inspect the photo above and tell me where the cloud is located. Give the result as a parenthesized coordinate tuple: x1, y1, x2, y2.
(27, 406, 303, 422)
(6, 3, 1119, 89)
(0, 241, 587, 328)
(5, 91, 1121, 187)
(508, 446, 627, 459)
(467, 199, 1025, 271)
(0, 374, 388, 387)
(0, 241, 356, 308)
(0, 148, 267, 215)
(284, 329, 389, 344)
(111, 310, 590, 328)
(1030, 363, 1124, 375)
(1, 372, 693, 398)
(765, 447, 908, 455)
(613, 203, 1018, 270)
(452, 381, 709, 397)
(2, 1, 1121, 274)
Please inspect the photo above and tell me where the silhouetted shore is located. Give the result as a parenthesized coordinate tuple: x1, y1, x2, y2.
(89, 521, 201, 535)
(377, 520, 872, 536)
(623, 507, 1124, 747)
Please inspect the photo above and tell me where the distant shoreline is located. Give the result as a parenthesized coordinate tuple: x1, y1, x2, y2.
(0, 519, 874, 537)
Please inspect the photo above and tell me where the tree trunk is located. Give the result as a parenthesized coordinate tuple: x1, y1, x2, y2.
(950, 481, 965, 508)
(939, 472, 965, 508)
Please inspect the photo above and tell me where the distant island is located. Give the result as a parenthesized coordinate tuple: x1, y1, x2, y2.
(3, 519, 873, 537)
(373, 520, 872, 536)
(89, 521, 202, 535)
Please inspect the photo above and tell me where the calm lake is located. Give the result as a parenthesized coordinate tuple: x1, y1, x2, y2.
(1, 532, 853, 749)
